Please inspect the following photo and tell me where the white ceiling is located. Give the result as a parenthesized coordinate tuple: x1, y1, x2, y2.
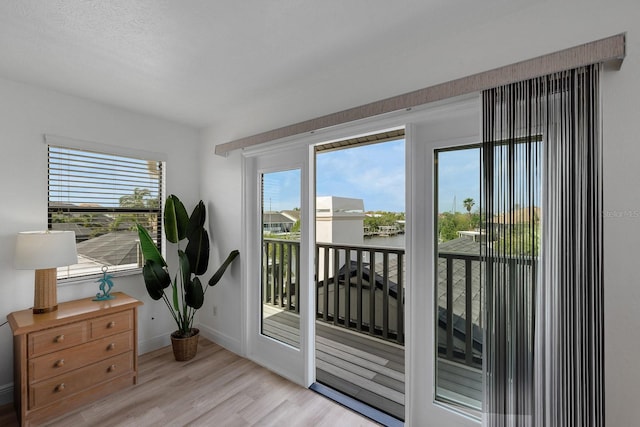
(0, 0, 530, 139)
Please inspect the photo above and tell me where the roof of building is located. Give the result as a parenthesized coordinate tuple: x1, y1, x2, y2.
(263, 212, 295, 224)
(76, 230, 139, 266)
(436, 238, 482, 351)
(439, 235, 481, 256)
(51, 222, 93, 240)
(280, 210, 300, 222)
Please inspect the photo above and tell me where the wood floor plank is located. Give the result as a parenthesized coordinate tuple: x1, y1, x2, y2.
(316, 335, 389, 366)
(317, 350, 378, 380)
(317, 344, 404, 382)
(371, 373, 404, 393)
(316, 359, 405, 405)
(262, 321, 300, 346)
(316, 323, 405, 367)
(0, 339, 379, 427)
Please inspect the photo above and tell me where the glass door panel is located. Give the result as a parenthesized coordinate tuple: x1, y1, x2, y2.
(261, 169, 302, 348)
(434, 146, 483, 412)
(244, 145, 309, 388)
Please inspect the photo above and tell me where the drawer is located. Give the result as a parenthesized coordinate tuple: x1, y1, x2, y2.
(29, 331, 133, 382)
(29, 351, 133, 409)
(90, 310, 133, 339)
(29, 322, 88, 358)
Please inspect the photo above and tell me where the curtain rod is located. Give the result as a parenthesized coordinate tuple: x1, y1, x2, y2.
(215, 33, 625, 156)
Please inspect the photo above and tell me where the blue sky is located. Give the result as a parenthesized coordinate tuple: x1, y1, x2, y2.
(316, 140, 405, 212)
(262, 140, 481, 214)
(262, 169, 301, 212)
(436, 148, 481, 214)
(49, 146, 160, 207)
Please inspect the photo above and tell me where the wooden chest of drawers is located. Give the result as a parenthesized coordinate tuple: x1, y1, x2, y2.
(8, 292, 142, 426)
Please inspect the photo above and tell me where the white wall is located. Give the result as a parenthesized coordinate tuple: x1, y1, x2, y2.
(0, 77, 201, 402)
(201, 1, 640, 425)
(197, 143, 245, 353)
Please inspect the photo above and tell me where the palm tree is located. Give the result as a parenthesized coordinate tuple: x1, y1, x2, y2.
(463, 197, 475, 216)
(118, 188, 159, 232)
(119, 188, 152, 208)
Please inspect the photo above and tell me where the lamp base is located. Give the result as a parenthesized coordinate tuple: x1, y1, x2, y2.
(33, 305, 58, 314)
(33, 268, 58, 314)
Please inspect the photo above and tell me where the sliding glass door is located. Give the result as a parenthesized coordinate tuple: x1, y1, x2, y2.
(406, 96, 483, 425)
(242, 95, 485, 426)
(243, 147, 312, 386)
(240, 77, 602, 424)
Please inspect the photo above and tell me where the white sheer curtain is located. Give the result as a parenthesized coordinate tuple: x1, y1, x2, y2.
(482, 64, 603, 427)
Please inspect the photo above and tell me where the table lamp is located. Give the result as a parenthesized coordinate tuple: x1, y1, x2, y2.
(15, 230, 78, 314)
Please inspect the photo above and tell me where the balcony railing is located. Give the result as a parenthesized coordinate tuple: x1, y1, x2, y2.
(262, 238, 300, 313)
(262, 237, 535, 371)
(316, 242, 405, 345)
(436, 251, 536, 370)
(437, 250, 482, 368)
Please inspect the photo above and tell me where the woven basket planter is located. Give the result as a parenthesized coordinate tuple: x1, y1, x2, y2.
(170, 328, 200, 361)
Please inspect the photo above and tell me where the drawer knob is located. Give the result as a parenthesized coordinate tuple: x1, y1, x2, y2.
(54, 359, 65, 368)
(55, 383, 65, 392)
(108, 364, 116, 373)
(107, 321, 116, 328)
(54, 334, 64, 343)
(107, 343, 116, 351)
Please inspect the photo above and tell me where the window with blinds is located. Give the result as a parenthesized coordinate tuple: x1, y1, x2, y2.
(48, 145, 164, 280)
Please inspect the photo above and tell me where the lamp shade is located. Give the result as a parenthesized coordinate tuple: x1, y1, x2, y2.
(15, 230, 78, 270)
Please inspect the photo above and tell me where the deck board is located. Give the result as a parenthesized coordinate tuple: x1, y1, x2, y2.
(262, 304, 483, 421)
(316, 359, 404, 404)
(317, 340, 404, 383)
(263, 304, 406, 420)
(316, 322, 405, 366)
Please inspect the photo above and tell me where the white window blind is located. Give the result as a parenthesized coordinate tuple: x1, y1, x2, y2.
(47, 144, 164, 280)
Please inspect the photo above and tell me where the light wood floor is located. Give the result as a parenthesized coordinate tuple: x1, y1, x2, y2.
(0, 338, 380, 427)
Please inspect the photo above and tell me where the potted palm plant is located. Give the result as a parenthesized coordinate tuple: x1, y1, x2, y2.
(136, 194, 239, 361)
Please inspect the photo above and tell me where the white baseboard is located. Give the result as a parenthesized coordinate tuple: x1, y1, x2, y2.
(0, 382, 13, 406)
(197, 324, 242, 356)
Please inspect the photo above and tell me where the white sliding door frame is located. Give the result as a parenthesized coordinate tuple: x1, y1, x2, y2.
(406, 96, 482, 426)
(241, 93, 482, 425)
(242, 145, 314, 387)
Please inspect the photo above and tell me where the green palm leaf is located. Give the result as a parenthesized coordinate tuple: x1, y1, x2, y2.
(185, 277, 204, 309)
(136, 224, 166, 267)
(208, 250, 240, 287)
(165, 194, 189, 243)
(142, 259, 170, 300)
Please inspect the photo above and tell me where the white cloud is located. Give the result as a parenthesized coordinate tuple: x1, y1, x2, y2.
(316, 140, 405, 212)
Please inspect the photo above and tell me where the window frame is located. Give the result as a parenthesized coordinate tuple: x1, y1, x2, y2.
(45, 135, 166, 282)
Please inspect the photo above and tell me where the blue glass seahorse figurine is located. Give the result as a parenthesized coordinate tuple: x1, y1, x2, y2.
(93, 265, 116, 301)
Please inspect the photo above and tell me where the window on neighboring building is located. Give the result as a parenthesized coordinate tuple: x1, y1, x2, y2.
(48, 144, 164, 280)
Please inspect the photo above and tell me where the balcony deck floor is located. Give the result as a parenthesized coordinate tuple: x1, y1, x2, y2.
(262, 304, 483, 421)
(262, 304, 406, 420)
